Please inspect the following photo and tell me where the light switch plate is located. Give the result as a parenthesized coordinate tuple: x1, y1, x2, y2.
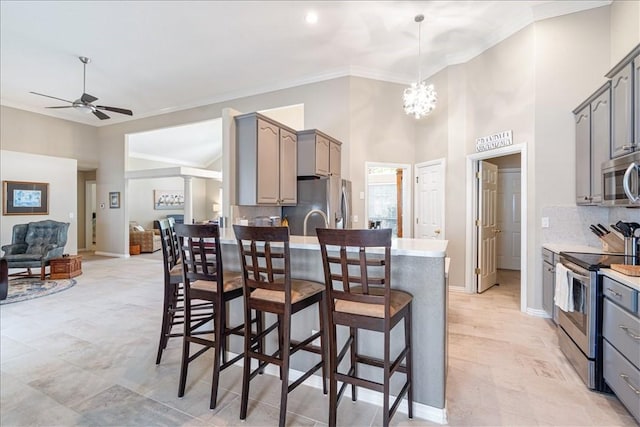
(353, 215, 358, 223)
(359, 191, 365, 200)
(541, 217, 549, 228)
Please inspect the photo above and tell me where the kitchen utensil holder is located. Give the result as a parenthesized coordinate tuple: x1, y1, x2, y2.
(600, 233, 625, 253)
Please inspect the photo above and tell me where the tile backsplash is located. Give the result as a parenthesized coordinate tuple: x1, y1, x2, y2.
(542, 206, 640, 247)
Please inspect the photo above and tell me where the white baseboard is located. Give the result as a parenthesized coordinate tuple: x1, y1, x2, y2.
(228, 352, 447, 425)
(448, 285, 466, 293)
(526, 308, 550, 318)
(94, 251, 129, 258)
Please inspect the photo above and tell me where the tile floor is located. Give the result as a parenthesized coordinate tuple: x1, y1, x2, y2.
(0, 254, 637, 426)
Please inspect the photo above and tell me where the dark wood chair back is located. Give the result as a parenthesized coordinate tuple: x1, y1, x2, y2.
(232, 225, 292, 307)
(155, 218, 180, 281)
(316, 228, 392, 322)
(174, 223, 225, 294)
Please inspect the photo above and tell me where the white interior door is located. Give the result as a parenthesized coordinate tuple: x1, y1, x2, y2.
(415, 160, 445, 239)
(478, 161, 498, 293)
(497, 170, 521, 270)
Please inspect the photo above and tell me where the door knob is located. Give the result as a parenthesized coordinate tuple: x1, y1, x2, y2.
(434, 229, 441, 234)
(494, 228, 501, 233)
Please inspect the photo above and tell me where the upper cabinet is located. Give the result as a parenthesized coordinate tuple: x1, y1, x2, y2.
(606, 44, 640, 158)
(297, 129, 342, 178)
(574, 83, 610, 205)
(236, 112, 297, 206)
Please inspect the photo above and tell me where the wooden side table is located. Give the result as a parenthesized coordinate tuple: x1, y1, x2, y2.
(50, 255, 82, 280)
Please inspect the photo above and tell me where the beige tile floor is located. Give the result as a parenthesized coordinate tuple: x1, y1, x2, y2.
(0, 255, 637, 426)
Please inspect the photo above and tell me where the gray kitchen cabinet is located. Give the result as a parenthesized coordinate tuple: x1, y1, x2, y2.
(606, 45, 640, 158)
(602, 274, 640, 423)
(330, 138, 341, 177)
(297, 129, 342, 177)
(236, 112, 297, 206)
(279, 128, 298, 204)
(573, 82, 610, 205)
(542, 248, 557, 323)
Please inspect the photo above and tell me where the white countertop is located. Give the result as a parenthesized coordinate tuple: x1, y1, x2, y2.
(218, 227, 448, 258)
(542, 243, 613, 254)
(600, 269, 640, 292)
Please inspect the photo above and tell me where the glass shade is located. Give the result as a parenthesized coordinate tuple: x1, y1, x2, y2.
(403, 81, 437, 119)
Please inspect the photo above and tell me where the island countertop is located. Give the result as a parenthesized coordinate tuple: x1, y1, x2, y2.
(218, 227, 448, 258)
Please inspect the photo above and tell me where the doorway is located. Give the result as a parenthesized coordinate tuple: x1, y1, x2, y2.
(85, 180, 96, 250)
(365, 162, 412, 238)
(466, 144, 527, 312)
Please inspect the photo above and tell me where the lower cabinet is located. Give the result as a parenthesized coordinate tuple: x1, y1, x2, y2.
(602, 274, 640, 423)
(542, 248, 557, 323)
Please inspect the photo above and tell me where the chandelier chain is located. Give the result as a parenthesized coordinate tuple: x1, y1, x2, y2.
(403, 13, 437, 119)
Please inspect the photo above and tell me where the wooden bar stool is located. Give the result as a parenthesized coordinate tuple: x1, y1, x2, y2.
(316, 228, 413, 427)
(233, 225, 327, 427)
(154, 218, 214, 365)
(174, 223, 245, 409)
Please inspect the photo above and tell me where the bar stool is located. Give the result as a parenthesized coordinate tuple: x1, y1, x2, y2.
(154, 218, 214, 365)
(316, 228, 413, 427)
(233, 225, 327, 427)
(174, 223, 245, 409)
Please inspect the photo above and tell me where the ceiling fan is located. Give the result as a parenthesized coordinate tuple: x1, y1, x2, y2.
(30, 56, 133, 120)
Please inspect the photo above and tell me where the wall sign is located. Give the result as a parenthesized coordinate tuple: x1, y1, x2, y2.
(476, 130, 513, 152)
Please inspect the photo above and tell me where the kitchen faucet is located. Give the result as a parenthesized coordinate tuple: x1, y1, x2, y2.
(303, 209, 329, 236)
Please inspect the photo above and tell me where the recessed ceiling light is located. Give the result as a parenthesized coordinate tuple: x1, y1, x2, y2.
(305, 11, 318, 24)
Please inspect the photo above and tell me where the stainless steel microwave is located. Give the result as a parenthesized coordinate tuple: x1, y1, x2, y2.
(602, 151, 640, 206)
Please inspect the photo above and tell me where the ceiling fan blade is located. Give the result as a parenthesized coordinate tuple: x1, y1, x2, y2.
(93, 110, 110, 120)
(81, 93, 98, 103)
(30, 91, 73, 104)
(96, 105, 133, 116)
(45, 106, 73, 109)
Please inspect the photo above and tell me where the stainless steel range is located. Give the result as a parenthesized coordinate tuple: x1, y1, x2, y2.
(557, 252, 637, 391)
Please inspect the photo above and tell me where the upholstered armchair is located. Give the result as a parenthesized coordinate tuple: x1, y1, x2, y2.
(1, 220, 70, 280)
(129, 223, 162, 253)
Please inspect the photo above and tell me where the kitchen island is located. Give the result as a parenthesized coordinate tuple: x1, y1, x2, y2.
(217, 228, 449, 423)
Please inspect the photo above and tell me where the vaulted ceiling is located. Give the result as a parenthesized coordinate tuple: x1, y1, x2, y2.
(1, 1, 610, 127)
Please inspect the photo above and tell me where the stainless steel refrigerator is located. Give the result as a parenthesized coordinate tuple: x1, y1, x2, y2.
(282, 177, 352, 236)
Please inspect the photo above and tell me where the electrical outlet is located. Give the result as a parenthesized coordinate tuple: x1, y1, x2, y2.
(311, 329, 321, 347)
(353, 215, 358, 223)
(541, 217, 550, 228)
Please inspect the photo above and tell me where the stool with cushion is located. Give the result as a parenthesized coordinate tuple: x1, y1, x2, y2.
(233, 225, 327, 427)
(316, 228, 413, 427)
(174, 223, 245, 409)
(154, 218, 213, 365)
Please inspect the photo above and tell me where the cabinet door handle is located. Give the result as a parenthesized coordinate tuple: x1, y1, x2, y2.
(619, 325, 640, 340)
(620, 374, 640, 395)
(606, 288, 623, 298)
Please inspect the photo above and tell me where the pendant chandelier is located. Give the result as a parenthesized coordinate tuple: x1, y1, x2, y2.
(403, 14, 437, 119)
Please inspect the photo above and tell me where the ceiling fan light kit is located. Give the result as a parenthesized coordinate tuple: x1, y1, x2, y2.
(30, 56, 133, 121)
(403, 14, 437, 119)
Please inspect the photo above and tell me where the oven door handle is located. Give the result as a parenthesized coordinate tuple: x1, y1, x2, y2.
(566, 268, 590, 284)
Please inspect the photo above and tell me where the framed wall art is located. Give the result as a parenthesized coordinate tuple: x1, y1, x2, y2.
(154, 189, 184, 210)
(2, 180, 49, 215)
(109, 192, 121, 209)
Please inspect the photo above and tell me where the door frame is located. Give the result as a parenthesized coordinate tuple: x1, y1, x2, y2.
(364, 162, 413, 237)
(465, 143, 527, 312)
(414, 158, 446, 239)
